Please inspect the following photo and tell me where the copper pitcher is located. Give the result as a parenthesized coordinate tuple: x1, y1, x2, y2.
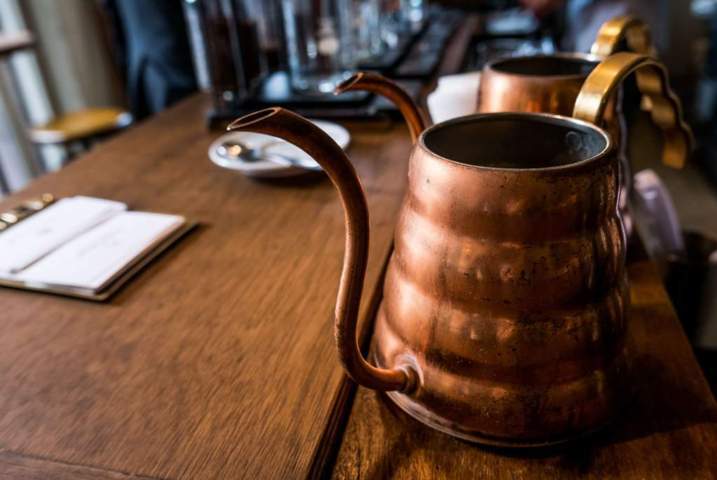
(478, 15, 659, 119)
(486, 17, 693, 238)
(477, 56, 692, 171)
(338, 53, 692, 172)
(338, 19, 693, 236)
(229, 105, 625, 447)
(478, 53, 693, 231)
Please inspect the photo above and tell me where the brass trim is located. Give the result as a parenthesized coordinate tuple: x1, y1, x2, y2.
(574, 52, 694, 169)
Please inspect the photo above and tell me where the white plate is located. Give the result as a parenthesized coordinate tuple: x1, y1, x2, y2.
(209, 120, 350, 179)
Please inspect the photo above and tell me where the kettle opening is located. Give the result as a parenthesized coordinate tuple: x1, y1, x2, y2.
(489, 55, 598, 78)
(421, 113, 611, 171)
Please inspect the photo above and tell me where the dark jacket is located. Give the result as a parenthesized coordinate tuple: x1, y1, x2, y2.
(102, 0, 197, 119)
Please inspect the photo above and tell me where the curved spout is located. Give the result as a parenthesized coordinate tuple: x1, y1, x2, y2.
(574, 52, 694, 169)
(335, 72, 428, 142)
(227, 108, 415, 393)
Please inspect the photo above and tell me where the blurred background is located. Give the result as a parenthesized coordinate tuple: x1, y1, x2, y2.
(0, 0, 709, 188)
(0, 0, 715, 391)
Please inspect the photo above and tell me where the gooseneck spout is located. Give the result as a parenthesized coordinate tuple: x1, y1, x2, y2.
(228, 108, 416, 393)
(335, 72, 428, 142)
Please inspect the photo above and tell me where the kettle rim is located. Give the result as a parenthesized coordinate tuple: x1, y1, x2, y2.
(417, 112, 614, 173)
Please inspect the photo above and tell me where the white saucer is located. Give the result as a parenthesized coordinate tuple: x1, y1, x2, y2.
(209, 120, 350, 179)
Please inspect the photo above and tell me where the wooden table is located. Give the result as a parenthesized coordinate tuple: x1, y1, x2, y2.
(0, 94, 411, 479)
(1, 98, 715, 480)
(1, 23, 715, 480)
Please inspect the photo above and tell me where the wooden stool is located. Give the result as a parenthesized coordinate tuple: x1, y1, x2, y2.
(0, 30, 131, 193)
(29, 107, 132, 152)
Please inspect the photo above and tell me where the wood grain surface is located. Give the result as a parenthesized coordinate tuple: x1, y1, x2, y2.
(331, 257, 717, 479)
(0, 450, 159, 480)
(0, 94, 411, 479)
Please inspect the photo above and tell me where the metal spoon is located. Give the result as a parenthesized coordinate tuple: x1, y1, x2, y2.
(216, 140, 319, 170)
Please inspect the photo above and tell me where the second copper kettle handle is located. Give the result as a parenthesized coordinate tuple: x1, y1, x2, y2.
(335, 72, 429, 142)
(591, 15, 655, 58)
(228, 107, 415, 393)
(573, 52, 694, 169)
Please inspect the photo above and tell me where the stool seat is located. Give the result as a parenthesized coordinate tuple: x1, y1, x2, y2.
(29, 107, 132, 145)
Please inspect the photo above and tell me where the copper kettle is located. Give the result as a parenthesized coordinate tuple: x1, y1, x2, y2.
(477, 15, 659, 116)
(477, 17, 692, 182)
(475, 15, 662, 121)
(227, 55, 686, 446)
(477, 49, 693, 236)
(230, 106, 624, 447)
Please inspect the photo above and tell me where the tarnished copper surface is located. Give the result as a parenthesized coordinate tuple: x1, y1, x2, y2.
(478, 52, 693, 168)
(478, 53, 597, 116)
(477, 15, 692, 171)
(477, 53, 628, 226)
(335, 72, 428, 142)
(229, 107, 628, 446)
(377, 114, 627, 445)
(476, 52, 694, 235)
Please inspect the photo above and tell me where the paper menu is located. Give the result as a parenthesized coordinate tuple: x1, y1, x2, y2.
(0, 196, 189, 297)
(0, 196, 126, 273)
(8, 212, 185, 291)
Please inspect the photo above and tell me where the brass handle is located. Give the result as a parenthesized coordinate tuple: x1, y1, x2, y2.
(228, 108, 415, 392)
(335, 72, 428, 142)
(591, 16, 657, 114)
(591, 15, 655, 57)
(573, 52, 694, 169)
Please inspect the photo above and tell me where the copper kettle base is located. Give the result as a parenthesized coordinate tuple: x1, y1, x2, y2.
(384, 389, 611, 449)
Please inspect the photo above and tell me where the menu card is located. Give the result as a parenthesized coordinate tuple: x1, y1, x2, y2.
(0, 196, 191, 299)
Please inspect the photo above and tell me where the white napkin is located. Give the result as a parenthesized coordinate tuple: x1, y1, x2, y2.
(426, 72, 482, 125)
(0, 196, 126, 273)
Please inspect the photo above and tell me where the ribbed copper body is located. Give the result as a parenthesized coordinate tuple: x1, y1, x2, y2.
(374, 114, 629, 446)
(477, 54, 623, 178)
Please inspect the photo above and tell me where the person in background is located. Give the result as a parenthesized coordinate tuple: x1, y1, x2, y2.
(101, 0, 198, 120)
(520, 0, 696, 76)
(519, 0, 564, 18)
